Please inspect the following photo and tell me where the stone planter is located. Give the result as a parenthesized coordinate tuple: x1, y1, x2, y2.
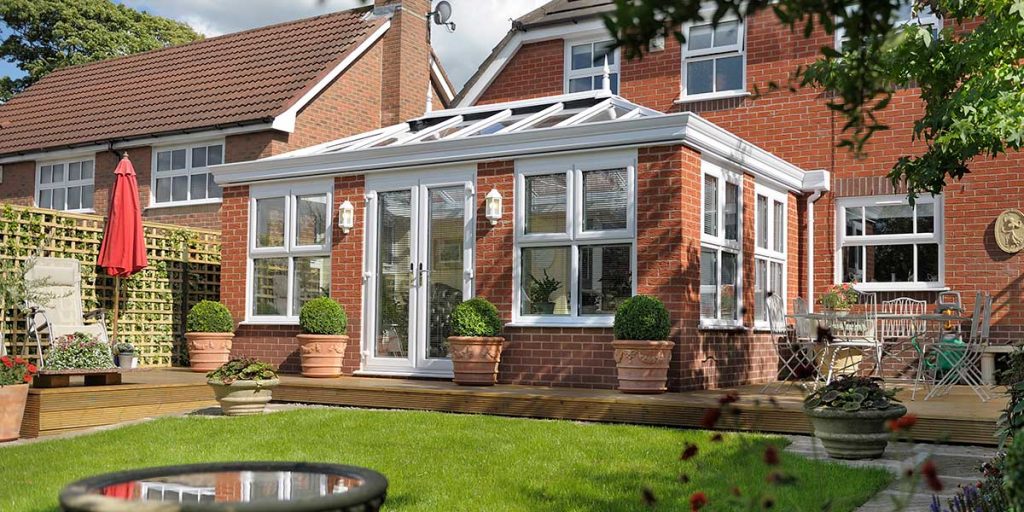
(298, 334, 349, 378)
(804, 405, 908, 459)
(612, 340, 675, 394)
(187, 332, 234, 373)
(448, 336, 505, 386)
(0, 383, 29, 442)
(207, 378, 279, 416)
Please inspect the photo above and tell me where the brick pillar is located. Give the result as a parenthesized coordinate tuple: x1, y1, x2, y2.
(220, 185, 249, 325)
(376, 0, 432, 125)
(332, 175, 366, 374)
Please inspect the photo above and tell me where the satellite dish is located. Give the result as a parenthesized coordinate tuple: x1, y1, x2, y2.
(432, 1, 453, 25)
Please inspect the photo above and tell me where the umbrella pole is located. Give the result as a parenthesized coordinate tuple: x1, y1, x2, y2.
(112, 276, 120, 344)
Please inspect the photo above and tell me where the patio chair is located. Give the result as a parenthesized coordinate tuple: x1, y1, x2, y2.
(879, 297, 927, 378)
(823, 290, 880, 384)
(761, 294, 818, 393)
(24, 257, 110, 369)
(914, 292, 993, 401)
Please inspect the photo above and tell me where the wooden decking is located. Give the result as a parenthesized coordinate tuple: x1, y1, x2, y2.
(20, 369, 1007, 445)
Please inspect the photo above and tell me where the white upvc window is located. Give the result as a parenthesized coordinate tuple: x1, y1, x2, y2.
(836, 195, 944, 292)
(513, 150, 637, 327)
(754, 184, 787, 329)
(835, 1, 942, 50)
(151, 141, 224, 207)
(247, 180, 333, 323)
(700, 160, 743, 328)
(36, 158, 95, 212)
(565, 37, 620, 95)
(681, 16, 746, 100)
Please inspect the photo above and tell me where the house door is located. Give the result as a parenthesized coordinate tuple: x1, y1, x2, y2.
(362, 169, 475, 376)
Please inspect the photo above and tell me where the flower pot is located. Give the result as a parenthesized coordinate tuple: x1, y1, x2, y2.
(448, 336, 505, 386)
(186, 332, 234, 373)
(0, 384, 29, 442)
(117, 353, 137, 370)
(531, 302, 555, 315)
(804, 405, 908, 459)
(826, 308, 851, 318)
(297, 334, 349, 378)
(207, 378, 279, 416)
(612, 340, 675, 394)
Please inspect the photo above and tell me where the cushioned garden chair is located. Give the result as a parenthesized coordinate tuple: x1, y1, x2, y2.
(25, 257, 109, 369)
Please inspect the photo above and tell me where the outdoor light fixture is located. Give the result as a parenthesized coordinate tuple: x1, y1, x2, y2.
(339, 200, 355, 234)
(485, 188, 502, 226)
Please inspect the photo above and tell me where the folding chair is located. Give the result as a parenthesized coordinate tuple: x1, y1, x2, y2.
(915, 292, 993, 401)
(824, 291, 881, 384)
(761, 294, 818, 393)
(24, 257, 110, 369)
(879, 297, 927, 378)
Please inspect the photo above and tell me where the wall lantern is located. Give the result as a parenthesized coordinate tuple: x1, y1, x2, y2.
(339, 200, 355, 234)
(485, 188, 502, 226)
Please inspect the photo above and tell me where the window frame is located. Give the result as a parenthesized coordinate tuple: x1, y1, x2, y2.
(753, 183, 787, 330)
(834, 2, 942, 50)
(563, 35, 621, 95)
(700, 160, 744, 329)
(512, 150, 637, 327)
(835, 194, 945, 292)
(680, 15, 747, 101)
(35, 156, 96, 213)
(149, 139, 226, 208)
(245, 179, 334, 324)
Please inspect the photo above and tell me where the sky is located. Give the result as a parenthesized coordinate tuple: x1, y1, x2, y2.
(0, 0, 551, 90)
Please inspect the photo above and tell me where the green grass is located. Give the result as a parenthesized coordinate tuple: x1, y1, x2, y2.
(0, 409, 889, 511)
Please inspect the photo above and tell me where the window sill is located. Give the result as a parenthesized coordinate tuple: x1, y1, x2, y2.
(239, 319, 299, 326)
(675, 91, 751, 105)
(851, 283, 949, 293)
(698, 322, 747, 332)
(146, 198, 223, 211)
(507, 318, 614, 329)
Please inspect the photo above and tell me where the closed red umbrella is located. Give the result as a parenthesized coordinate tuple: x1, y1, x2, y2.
(97, 154, 148, 343)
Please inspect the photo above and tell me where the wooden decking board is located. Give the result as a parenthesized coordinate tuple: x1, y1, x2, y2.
(31, 383, 213, 413)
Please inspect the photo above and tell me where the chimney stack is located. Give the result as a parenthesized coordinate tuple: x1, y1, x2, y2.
(375, 0, 432, 125)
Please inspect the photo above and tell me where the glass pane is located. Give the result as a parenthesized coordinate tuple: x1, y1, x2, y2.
(721, 251, 738, 321)
(190, 173, 208, 200)
(38, 189, 52, 209)
(293, 257, 329, 315)
(208, 145, 223, 166)
(865, 203, 914, 235)
(845, 207, 864, 236)
(715, 55, 743, 92)
(40, 165, 51, 184)
(82, 160, 94, 180)
(593, 40, 616, 66)
(755, 259, 767, 322)
(771, 261, 784, 296)
(376, 191, 412, 358)
(917, 244, 940, 282)
(192, 146, 207, 168)
(51, 164, 64, 183)
(841, 246, 864, 282)
(255, 197, 286, 248)
(67, 186, 81, 210)
(571, 43, 592, 70)
(583, 169, 628, 231)
(703, 174, 718, 236)
(82, 185, 94, 209)
(208, 176, 223, 199)
(568, 77, 592, 93)
(521, 247, 571, 315)
(608, 73, 620, 95)
(756, 195, 768, 249)
(295, 194, 329, 246)
(724, 181, 739, 241)
(428, 186, 466, 358)
(579, 244, 632, 315)
(155, 178, 171, 203)
(700, 248, 718, 319)
(688, 24, 713, 50)
(157, 151, 171, 172)
(52, 188, 65, 210)
(171, 149, 187, 170)
(252, 258, 288, 316)
(867, 244, 915, 282)
(525, 173, 567, 234)
(69, 162, 81, 181)
(916, 202, 935, 233)
(773, 200, 785, 252)
(687, 60, 714, 95)
(714, 20, 739, 47)
(172, 175, 188, 202)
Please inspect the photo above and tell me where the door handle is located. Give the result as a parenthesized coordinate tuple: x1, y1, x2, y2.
(419, 262, 430, 283)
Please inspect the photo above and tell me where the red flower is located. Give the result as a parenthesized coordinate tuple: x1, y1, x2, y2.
(718, 392, 740, 405)
(1, 356, 11, 368)
(26, 363, 37, 374)
(887, 414, 918, 433)
(763, 445, 780, 466)
(680, 443, 699, 461)
(23, 374, 32, 383)
(701, 407, 722, 428)
(689, 491, 708, 511)
(13, 356, 25, 365)
(922, 460, 943, 491)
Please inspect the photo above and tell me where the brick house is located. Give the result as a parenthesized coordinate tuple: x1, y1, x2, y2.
(0, 0, 453, 230)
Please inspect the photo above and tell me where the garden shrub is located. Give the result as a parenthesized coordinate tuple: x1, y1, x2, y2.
(186, 301, 234, 333)
(206, 358, 278, 386)
(1006, 432, 1024, 511)
(998, 347, 1024, 446)
(43, 332, 115, 370)
(299, 297, 347, 335)
(450, 298, 502, 337)
(613, 295, 670, 341)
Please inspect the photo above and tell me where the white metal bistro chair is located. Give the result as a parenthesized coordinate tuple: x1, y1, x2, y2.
(914, 292, 993, 401)
(761, 294, 818, 393)
(25, 257, 110, 369)
(823, 291, 881, 384)
(879, 297, 927, 378)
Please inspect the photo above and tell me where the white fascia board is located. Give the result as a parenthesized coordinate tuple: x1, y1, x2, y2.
(431, 60, 455, 102)
(271, 21, 391, 133)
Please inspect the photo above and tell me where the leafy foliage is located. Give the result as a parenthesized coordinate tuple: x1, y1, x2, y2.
(299, 297, 348, 335)
(817, 283, 860, 310)
(932, 452, 1010, 512)
(0, 0, 201, 100)
(1006, 432, 1024, 510)
(113, 341, 135, 354)
(0, 354, 36, 386)
(998, 347, 1024, 447)
(804, 376, 900, 412)
(43, 332, 114, 370)
(186, 301, 234, 333)
(206, 358, 278, 386)
(527, 270, 561, 305)
(613, 295, 671, 341)
(449, 298, 502, 337)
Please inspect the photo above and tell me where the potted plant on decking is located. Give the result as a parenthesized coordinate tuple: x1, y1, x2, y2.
(206, 358, 279, 416)
(114, 341, 137, 369)
(612, 295, 674, 394)
(0, 355, 37, 442)
(297, 297, 348, 378)
(803, 376, 908, 459)
(447, 298, 504, 386)
(186, 300, 235, 372)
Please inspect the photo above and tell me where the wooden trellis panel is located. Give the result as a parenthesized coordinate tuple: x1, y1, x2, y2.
(0, 205, 220, 367)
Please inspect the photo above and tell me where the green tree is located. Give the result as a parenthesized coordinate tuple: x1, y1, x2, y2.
(0, 0, 201, 101)
(603, 0, 1024, 197)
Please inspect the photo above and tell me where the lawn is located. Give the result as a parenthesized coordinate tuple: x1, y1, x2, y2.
(0, 408, 889, 511)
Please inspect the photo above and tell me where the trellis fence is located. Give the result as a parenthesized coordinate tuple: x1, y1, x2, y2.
(0, 205, 220, 366)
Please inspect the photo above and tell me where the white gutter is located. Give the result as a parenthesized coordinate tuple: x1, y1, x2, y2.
(801, 169, 831, 312)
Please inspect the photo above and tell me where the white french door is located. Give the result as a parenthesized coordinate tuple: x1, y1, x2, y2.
(362, 168, 475, 376)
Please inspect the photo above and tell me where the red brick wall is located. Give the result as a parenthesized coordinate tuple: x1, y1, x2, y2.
(377, 0, 431, 125)
(0, 161, 36, 206)
(331, 175, 366, 375)
(477, 39, 565, 106)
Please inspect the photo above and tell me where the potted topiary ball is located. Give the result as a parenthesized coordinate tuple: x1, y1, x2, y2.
(206, 358, 279, 416)
(803, 376, 908, 459)
(186, 300, 235, 373)
(612, 295, 674, 394)
(447, 298, 504, 386)
(297, 297, 348, 378)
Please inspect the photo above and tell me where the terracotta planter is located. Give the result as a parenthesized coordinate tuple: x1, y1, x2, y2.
(187, 332, 234, 373)
(0, 384, 29, 442)
(448, 336, 505, 386)
(297, 334, 349, 378)
(612, 340, 675, 394)
(207, 378, 279, 416)
(804, 405, 908, 459)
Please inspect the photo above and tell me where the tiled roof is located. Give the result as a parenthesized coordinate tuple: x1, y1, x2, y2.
(0, 7, 384, 157)
(517, 0, 614, 27)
